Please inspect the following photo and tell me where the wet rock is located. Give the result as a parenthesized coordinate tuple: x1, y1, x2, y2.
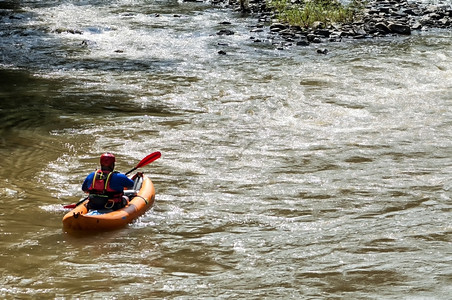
(306, 34, 316, 42)
(403, 8, 420, 16)
(439, 18, 451, 27)
(375, 22, 391, 33)
(312, 37, 322, 43)
(217, 29, 234, 35)
(280, 29, 295, 38)
(354, 27, 368, 36)
(388, 23, 411, 35)
(411, 21, 423, 30)
(378, 6, 391, 14)
(53, 28, 83, 34)
(312, 21, 325, 30)
(228, 0, 452, 48)
(315, 29, 330, 37)
(269, 23, 287, 32)
(329, 31, 342, 40)
(296, 40, 309, 46)
(218, 50, 227, 55)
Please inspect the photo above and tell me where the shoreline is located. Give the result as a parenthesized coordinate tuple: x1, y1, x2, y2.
(215, 0, 452, 51)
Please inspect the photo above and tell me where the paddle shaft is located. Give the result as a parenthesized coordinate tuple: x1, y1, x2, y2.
(64, 196, 88, 209)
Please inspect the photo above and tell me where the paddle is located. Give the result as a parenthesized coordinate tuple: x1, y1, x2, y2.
(63, 151, 161, 209)
(124, 151, 161, 175)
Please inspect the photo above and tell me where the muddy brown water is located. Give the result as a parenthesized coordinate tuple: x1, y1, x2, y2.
(1, 1, 452, 298)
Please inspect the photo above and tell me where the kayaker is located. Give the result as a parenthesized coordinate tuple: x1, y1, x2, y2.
(82, 153, 134, 210)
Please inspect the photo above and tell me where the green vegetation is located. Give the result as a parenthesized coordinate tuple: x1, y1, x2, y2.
(267, 0, 366, 28)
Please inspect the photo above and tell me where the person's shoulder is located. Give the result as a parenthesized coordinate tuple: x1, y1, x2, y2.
(112, 172, 133, 184)
(112, 172, 129, 179)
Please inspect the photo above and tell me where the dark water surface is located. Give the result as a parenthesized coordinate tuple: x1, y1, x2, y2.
(1, 0, 452, 298)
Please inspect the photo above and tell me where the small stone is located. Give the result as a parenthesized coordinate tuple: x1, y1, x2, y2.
(296, 40, 310, 46)
(312, 37, 322, 43)
(312, 21, 325, 29)
(270, 23, 287, 31)
(217, 29, 234, 36)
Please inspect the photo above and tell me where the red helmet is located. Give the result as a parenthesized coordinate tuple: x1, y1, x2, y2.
(100, 153, 115, 167)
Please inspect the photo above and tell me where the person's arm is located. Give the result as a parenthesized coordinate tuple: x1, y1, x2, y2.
(82, 172, 94, 192)
(118, 173, 134, 189)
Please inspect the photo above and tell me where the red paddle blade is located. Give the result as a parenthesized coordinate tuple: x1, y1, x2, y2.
(63, 204, 76, 209)
(125, 151, 161, 175)
(136, 151, 161, 168)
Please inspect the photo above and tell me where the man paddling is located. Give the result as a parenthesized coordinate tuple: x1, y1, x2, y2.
(82, 153, 134, 210)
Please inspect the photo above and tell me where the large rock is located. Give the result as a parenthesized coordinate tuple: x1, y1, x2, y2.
(375, 22, 391, 33)
(388, 23, 411, 35)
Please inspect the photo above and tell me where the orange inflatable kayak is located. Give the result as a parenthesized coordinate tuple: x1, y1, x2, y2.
(62, 174, 155, 231)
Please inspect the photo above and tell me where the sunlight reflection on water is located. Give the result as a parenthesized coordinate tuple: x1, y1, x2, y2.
(1, 0, 452, 298)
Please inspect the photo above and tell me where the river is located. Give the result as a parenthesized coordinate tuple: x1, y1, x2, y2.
(1, 0, 452, 298)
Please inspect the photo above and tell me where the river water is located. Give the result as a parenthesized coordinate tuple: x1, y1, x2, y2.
(1, 0, 452, 298)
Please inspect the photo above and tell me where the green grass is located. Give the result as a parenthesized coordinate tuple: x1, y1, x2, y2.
(267, 0, 365, 28)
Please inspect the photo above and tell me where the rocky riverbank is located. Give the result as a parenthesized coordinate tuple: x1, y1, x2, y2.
(214, 0, 452, 50)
